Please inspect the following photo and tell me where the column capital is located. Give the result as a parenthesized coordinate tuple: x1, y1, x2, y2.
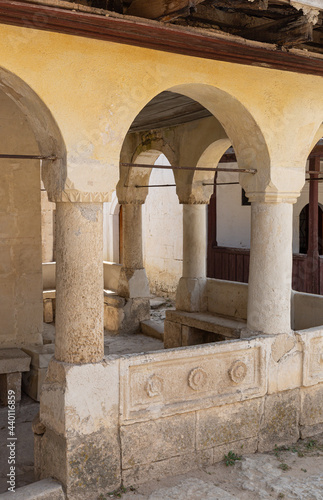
(246, 191, 300, 204)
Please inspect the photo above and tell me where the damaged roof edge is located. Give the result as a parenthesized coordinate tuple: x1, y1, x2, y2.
(0, 0, 322, 76)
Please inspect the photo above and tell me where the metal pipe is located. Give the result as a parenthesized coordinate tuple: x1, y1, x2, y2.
(121, 162, 257, 174)
(203, 181, 240, 186)
(134, 181, 242, 188)
(0, 154, 58, 160)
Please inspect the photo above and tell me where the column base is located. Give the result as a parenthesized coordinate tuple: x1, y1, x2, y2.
(175, 277, 207, 312)
(36, 358, 121, 500)
(117, 268, 150, 299)
(104, 294, 150, 335)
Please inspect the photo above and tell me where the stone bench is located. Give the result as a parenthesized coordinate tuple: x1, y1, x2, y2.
(164, 310, 246, 348)
(0, 349, 31, 405)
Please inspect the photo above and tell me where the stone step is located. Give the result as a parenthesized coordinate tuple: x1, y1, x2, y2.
(0, 479, 65, 499)
(150, 296, 167, 309)
(140, 320, 164, 341)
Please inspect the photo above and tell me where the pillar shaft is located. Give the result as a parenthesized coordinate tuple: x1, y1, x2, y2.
(55, 202, 104, 363)
(122, 203, 143, 269)
(183, 204, 206, 278)
(247, 202, 293, 335)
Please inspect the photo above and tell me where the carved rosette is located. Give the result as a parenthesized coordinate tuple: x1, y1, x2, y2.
(145, 375, 163, 398)
(228, 360, 247, 384)
(188, 367, 207, 391)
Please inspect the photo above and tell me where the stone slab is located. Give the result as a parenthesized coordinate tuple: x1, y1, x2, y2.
(140, 320, 164, 340)
(150, 297, 167, 309)
(121, 413, 195, 468)
(164, 320, 181, 348)
(0, 372, 21, 405)
(122, 449, 213, 488)
(0, 479, 65, 499)
(300, 384, 323, 432)
(22, 367, 48, 402)
(196, 399, 263, 450)
(0, 349, 31, 374)
(146, 478, 238, 500)
(258, 389, 300, 452)
(120, 338, 267, 423)
(22, 345, 55, 368)
(165, 310, 245, 339)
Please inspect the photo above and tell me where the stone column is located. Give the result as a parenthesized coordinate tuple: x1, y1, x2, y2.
(55, 202, 104, 364)
(122, 203, 143, 269)
(247, 201, 293, 335)
(117, 202, 150, 299)
(176, 204, 207, 312)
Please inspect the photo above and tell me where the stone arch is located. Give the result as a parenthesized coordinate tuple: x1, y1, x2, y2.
(309, 122, 323, 154)
(0, 66, 66, 200)
(178, 138, 232, 204)
(117, 140, 176, 204)
(118, 84, 270, 203)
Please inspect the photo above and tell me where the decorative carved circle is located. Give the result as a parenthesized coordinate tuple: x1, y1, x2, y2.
(145, 375, 163, 398)
(229, 360, 248, 384)
(188, 368, 207, 391)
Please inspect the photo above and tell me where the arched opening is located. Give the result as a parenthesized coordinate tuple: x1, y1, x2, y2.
(112, 85, 270, 351)
(0, 68, 66, 350)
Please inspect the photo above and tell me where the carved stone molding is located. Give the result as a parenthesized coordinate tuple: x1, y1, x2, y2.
(228, 360, 248, 384)
(188, 368, 207, 391)
(145, 375, 164, 398)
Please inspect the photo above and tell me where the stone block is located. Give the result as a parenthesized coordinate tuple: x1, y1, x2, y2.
(140, 319, 164, 340)
(268, 334, 302, 394)
(23, 344, 55, 369)
(38, 359, 122, 499)
(122, 449, 213, 487)
(258, 389, 300, 452)
(175, 277, 207, 312)
(0, 348, 31, 374)
(206, 278, 248, 320)
(213, 436, 258, 464)
(104, 292, 126, 308)
(121, 413, 195, 468)
(43, 299, 54, 323)
(104, 304, 125, 333)
(196, 399, 262, 450)
(0, 372, 22, 404)
(297, 328, 323, 386)
(300, 384, 323, 438)
(164, 320, 182, 348)
(120, 338, 267, 423)
(165, 309, 245, 339)
(23, 367, 48, 401)
(0, 478, 65, 500)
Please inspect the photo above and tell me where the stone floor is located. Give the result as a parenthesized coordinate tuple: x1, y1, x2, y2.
(111, 435, 323, 500)
(0, 394, 38, 494)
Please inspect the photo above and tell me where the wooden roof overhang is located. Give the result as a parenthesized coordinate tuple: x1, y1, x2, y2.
(0, 0, 322, 77)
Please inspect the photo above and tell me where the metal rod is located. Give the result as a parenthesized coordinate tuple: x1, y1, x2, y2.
(134, 181, 242, 188)
(121, 162, 257, 174)
(0, 154, 57, 160)
(135, 184, 176, 188)
(203, 181, 240, 186)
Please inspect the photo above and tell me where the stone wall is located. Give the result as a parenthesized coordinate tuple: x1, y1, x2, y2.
(39, 326, 323, 499)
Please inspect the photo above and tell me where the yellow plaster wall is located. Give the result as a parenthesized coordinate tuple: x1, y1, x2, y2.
(0, 23, 322, 200)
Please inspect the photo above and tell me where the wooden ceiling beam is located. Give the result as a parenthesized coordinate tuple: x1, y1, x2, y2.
(0, 0, 322, 76)
(127, 0, 205, 21)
